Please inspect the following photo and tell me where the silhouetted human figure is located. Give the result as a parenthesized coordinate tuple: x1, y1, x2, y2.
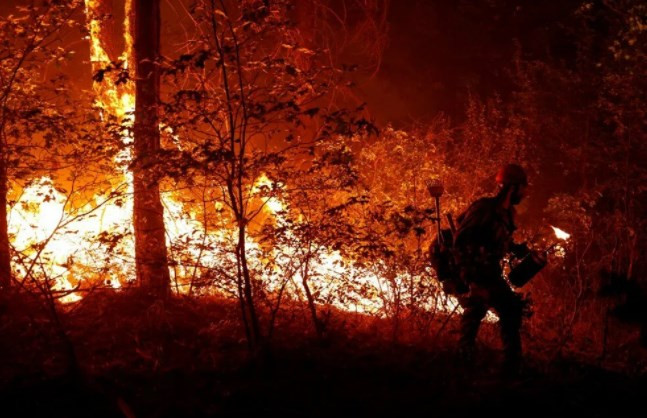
(453, 164, 542, 375)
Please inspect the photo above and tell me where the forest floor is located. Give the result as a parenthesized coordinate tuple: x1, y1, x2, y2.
(1, 291, 646, 417)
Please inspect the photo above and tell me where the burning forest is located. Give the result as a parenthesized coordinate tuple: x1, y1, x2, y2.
(0, 0, 646, 416)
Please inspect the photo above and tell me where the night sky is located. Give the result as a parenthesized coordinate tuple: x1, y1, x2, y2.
(356, 0, 582, 125)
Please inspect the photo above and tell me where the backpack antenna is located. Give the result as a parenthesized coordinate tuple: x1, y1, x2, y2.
(425, 178, 444, 244)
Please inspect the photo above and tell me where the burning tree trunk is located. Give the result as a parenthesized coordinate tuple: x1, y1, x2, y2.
(133, 0, 170, 296)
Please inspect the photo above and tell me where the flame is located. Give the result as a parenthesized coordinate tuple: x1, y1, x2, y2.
(245, 177, 471, 318)
(84, 0, 135, 121)
(9, 12, 292, 303)
(5, 1, 138, 301)
(549, 226, 570, 259)
(253, 174, 284, 215)
(551, 226, 571, 241)
(9, 178, 133, 302)
(5, 1, 467, 320)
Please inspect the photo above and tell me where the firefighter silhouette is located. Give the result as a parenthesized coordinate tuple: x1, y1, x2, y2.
(453, 164, 544, 375)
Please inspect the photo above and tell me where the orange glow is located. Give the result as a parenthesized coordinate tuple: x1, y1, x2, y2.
(551, 226, 571, 241)
(3, 1, 139, 302)
(5, 2, 461, 320)
(84, 0, 135, 122)
(253, 174, 285, 215)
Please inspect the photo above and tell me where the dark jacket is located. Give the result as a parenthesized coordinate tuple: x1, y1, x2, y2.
(453, 196, 528, 283)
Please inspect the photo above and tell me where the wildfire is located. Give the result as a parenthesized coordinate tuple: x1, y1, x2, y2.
(84, 0, 135, 121)
(5, 1, 463, 320)
(253, 174, 285, 215)
(9, 178, 132, 303)
(7, 1, 137, 301)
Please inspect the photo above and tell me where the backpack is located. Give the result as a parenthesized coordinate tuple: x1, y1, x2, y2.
(429, 228, 455, 282)
(429, 224, 469, 295)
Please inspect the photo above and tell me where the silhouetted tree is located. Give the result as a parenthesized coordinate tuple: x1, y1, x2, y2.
(133, 0, 170, 297)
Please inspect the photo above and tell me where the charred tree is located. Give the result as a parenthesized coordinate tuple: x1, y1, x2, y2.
(133, 0, 170, 297)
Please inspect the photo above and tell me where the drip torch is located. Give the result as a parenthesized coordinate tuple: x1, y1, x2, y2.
(508, 226, 571, 287)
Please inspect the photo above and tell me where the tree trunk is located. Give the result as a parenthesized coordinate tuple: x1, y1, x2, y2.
(0, 149, 11, 289)
(301, 255, 324, 338)
(133, 0, 169, 297)
(238, 224, 261, 345)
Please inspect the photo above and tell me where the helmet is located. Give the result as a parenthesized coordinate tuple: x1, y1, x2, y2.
(496, 164, 528, 186)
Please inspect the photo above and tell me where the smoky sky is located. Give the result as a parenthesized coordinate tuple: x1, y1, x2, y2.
(0, 0, 582, 126)
(356, 0, 581, 126)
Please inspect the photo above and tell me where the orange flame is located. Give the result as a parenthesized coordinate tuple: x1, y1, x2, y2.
(84, 0, 135, 121)
(551, 226, 571, 241)
(5, 0, 139, 302)
(7, 2, 466, 318)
